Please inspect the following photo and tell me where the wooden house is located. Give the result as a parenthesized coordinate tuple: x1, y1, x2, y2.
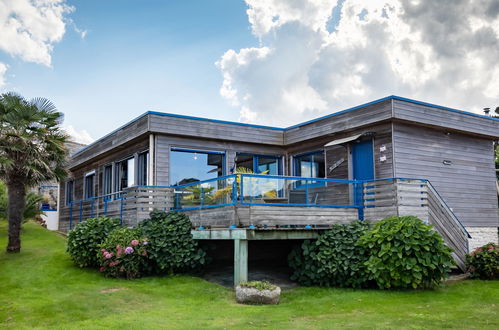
(58, 96, 499, 283)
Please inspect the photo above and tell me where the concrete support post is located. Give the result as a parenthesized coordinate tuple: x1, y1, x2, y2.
(234, 239, 248, 286)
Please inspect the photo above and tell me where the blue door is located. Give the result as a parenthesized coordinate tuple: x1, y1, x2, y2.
(351, 140, 374, 217)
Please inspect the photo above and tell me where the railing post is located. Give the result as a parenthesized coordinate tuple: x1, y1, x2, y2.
(305, 180, 309, 205)
(79, 200, 83, 223)
(90, 199, 94, 218)
(104, 198, 108, 216)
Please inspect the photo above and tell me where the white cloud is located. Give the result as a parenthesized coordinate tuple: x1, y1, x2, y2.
(0, 0, 73, 67)
(63, 124, 95, 145)
(0, 62, 7, 88)
(218, 0, 499, 126)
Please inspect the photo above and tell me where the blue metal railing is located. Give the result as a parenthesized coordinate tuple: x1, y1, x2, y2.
(66, 175, 453, 230)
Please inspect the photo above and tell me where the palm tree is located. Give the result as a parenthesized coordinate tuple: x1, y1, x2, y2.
(0, 92, 67, 252)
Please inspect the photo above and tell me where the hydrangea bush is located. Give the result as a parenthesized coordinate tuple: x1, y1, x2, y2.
(99, 227, 149, 279)
(67, 217, 120, 268)
(358, 216, 455, 289)
(466, 243, 499, 280)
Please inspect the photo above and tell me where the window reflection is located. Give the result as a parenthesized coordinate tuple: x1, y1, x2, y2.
(170, 149, 225, 186)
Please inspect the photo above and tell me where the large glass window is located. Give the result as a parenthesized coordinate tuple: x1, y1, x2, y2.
(294, 151, 325, 183)
(84, 172, 95, 199)
(115, 157, 135, 191)
(170, 149, 225, 186)
(235, 154, 281, 175)
(137, 151, 148, 186)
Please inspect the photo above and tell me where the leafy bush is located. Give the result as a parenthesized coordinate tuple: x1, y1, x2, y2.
(466, 243, 499, 280)
(99, 227, 149, 279)
(288, 221, 371, 288)
(358, 216, 454, 289)
(239, 281, 277, 291)
(139, 210, 206, 274)
(67, 217, 120, 268)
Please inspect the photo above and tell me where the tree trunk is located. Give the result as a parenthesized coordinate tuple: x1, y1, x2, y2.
(6, 179, 26, 253)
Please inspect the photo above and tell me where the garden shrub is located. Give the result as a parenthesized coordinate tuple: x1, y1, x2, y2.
(67, 217, 120, 268)
(288, 221, 371, 288)
(466, 243, 499, 280)
(99, 227, 149, 279)
(358, 216, 454, 289)
(139, 210, 207, 274)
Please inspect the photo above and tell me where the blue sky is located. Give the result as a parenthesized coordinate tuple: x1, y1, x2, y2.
(1, 0, 498, 143)
(0, 0, 257, 142)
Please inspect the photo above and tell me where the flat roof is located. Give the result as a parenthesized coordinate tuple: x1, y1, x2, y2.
(72, 95, 499, 156)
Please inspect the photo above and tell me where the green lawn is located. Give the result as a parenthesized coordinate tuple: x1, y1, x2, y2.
(1, 222, 498, 329)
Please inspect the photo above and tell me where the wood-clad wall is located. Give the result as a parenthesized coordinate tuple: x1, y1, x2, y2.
(392, 122, 499, 227)
(393, 99, 498, 138)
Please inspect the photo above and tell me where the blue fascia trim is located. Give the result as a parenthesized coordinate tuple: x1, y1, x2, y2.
(147, 111, 286, 131)
(286, 96, 395, 129)
(71, 112, 150, 157)
(391, 95, 499, 122)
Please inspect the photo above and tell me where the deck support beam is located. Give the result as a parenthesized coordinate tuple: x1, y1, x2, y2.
(234, 239, 248, 286)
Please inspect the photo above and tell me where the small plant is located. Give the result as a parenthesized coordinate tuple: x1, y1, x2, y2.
(466, 243, 499, 280)
(358, 216, 454, 289)
(139, 210, 207, 274)
(67, 217, 120, 268)
(99, 227, 149, 279)
(288, 221, 371, 288)
(239, 281, 277, 291)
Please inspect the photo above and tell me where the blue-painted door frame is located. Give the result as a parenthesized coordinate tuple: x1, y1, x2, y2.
(351, 140, 374, 219)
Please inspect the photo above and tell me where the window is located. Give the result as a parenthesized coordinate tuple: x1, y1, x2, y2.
(294, 151, 325, 178)
(137, 151, 149, 186)
(294, 151, 325, 186)
(115, 157, 135, 191)
(235, 154, 281, 175)
(66, 180, 74, 205)
(170, 149, 225, 186)
(84, 172, 95, 199)
(103, 165, 113, 196)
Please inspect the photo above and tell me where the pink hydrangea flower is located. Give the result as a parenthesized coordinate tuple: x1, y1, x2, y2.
(104, 252, 113, 259)
(125, 247, 134, 254)
(131, 240, 139, 246)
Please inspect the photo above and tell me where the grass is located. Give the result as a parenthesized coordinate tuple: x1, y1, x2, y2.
(0, 222, 498, 329)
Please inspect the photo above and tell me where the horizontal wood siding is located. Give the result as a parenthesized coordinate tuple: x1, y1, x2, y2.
(285, 100, 392, 145)
(149, 114, 284, 146)
(393, 122, 499, 227)
(393, 99, 499, 138)
(69, 115, 149, 168)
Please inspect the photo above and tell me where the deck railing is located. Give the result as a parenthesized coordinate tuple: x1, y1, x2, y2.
(62, 174, 470, 269)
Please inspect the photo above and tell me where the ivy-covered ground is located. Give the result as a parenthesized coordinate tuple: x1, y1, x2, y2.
(1, 221, 498, 329)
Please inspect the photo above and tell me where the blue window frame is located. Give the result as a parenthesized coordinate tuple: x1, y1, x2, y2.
(170, 148, 226, 186)
(84, 171, 95, 199)
(234, 153, 282, 175)
(293, 150, 325, 187)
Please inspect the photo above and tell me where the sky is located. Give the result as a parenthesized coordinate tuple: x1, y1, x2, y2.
(0, 0, 498, 144)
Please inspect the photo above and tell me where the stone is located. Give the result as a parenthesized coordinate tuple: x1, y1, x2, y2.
(235, 285, 281, 305)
